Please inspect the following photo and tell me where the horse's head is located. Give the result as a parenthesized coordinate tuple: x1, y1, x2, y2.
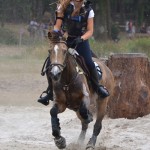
(48, 31, 68, 81)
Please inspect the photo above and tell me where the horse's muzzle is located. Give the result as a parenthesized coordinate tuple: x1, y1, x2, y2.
(50, 71, 61, 81)
(49, 63, 65, 81)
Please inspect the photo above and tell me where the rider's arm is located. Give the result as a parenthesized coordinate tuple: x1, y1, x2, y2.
(53, 4, 64, 31)
(54, 13, 63, 31)
(81, 17, 94, 40)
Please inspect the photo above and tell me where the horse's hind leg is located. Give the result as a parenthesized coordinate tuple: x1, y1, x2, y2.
(86, 99, 108, 150)
(50, 104, 66, 149)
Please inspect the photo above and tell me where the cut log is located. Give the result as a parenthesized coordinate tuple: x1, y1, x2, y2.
(107, 53, 150, 119)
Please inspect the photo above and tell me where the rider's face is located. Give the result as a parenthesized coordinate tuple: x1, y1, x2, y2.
(74, 0, 83, 2)
(73, 0, 84, 6)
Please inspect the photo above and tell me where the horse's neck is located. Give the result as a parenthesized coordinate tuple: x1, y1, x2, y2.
(61, 54, 77, 84)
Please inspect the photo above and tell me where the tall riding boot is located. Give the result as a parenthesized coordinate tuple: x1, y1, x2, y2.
(90, 68, 109, 98)
(38, 75, 53, 106)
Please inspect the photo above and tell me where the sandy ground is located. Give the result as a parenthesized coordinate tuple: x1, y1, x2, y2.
(0, 46, 150, 150)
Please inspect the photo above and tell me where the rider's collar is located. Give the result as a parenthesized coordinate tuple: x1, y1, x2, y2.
(70, 1, 85, 9)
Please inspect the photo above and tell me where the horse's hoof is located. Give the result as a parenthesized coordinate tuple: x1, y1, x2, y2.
(86, 137, 96, 150)
(54, 136, 66, 149)
(86, 144, 95, 150)
(86, 145, 94, 150)
(77, 130, 86, 144)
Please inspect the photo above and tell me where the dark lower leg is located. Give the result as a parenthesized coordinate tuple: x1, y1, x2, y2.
(86, 120, 102, 149)
(50, 105, 66, 149)
(79, 102, 93, 124)
(50, 105, 61, 138)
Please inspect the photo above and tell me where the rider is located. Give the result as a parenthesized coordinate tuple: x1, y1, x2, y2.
(38, 0, 109, 106)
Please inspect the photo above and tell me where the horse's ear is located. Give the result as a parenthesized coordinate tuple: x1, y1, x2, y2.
(48, 30, 53, 40)
(48, 30, 62, 42)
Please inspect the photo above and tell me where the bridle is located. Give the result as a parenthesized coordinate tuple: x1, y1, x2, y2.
(50, 40, 68, 71)
(41, 40, 69, 76)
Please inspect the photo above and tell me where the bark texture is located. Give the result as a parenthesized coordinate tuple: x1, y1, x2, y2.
(107, 53, 150, 119)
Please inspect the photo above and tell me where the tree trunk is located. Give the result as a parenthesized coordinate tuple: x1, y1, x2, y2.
(93, 0, 108, 40)
(107, 53, 150, 119)
(119, 0, 125, 24)
(106, 0, 111, 38)
(135, 0, 144, 27)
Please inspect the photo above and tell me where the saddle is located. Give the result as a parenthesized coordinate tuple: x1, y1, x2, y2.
(76, 55, 102, 80)
(68, 48, 102, 80)
(76, 54, 91, 78)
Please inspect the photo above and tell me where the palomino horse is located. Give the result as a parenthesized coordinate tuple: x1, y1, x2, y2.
(47, 35, 114, 149)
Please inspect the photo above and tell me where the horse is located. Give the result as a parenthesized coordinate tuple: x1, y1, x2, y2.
(47, 35, 114, 150)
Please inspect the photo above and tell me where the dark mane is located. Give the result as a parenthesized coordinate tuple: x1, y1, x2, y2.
(48, 31, 66, 44)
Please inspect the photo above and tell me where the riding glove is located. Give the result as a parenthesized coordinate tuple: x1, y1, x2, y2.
(73, 37, 84, 45)
(48, 30, 62, 41)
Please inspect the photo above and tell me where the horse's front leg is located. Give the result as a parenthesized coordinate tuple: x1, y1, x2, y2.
(50, 104, 66, 149)
(76, 102, 93, 144)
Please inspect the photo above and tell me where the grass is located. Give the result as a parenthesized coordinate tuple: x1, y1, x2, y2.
(90, 38, 150, 58)
(0, 23, 150, 59)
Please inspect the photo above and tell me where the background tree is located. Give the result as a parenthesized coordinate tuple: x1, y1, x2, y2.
(93, 0, 110, 40)
(0, 0, 149, 40)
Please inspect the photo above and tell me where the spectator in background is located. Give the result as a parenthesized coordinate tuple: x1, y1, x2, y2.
(28, 18, 39, 38)
(131, 22, 136, 38)
(140, 22, 147, 33)
(128, 20, 133, 33)
(146, 26, 150, 34)
(127, 20, 133, 39)
(125, 21, 129, 33)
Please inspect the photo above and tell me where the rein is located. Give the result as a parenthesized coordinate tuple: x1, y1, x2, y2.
(41, 56, 49, 76)
(41, 39, 80, 91)
(41, 54, 67, 77)
(60, 51, 79, 91)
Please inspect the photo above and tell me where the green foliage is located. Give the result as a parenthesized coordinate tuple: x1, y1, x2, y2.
(0, 27, 18, 45)
(129, 38, 150, 54)
(25, 41, 49, 60)
(111, 24, 120, 41)
(0, 24, 48, 46)
(90, 38, 150, 58)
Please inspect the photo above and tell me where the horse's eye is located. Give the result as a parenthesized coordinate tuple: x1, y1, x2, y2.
(61, 44, 67, 50)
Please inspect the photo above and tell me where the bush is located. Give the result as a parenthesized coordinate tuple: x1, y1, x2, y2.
(0, 27, 18, 45)
(111, 24, 120, 41)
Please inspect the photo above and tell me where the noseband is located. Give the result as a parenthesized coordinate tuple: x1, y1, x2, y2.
(49, 63, 66, 72)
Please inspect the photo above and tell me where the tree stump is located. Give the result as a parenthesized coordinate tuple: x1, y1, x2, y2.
(107, 53, 150, 119)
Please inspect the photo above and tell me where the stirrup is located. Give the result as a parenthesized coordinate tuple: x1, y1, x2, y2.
(37, 91, 51, 106)
(39, 90, 48, 99)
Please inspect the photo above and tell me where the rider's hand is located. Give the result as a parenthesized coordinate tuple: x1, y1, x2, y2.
(73, 37, 84, 45)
